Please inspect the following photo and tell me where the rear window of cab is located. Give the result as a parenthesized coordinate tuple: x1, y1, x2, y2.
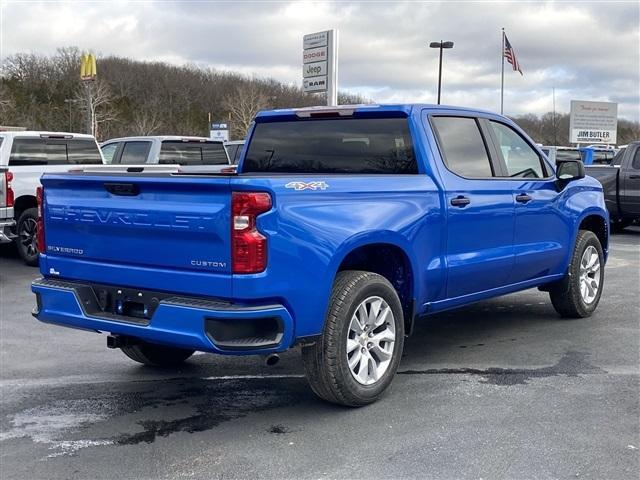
(243, 118, 417, 174)
(9, 138, 102, 165)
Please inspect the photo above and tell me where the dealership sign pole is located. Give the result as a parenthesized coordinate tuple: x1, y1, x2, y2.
(303, 29, 338, 106)
(569, 100, 618, 145)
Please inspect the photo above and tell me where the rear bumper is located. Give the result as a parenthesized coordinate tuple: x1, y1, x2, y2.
(31, 277, 295, 355)
(0, 215, 15, 244)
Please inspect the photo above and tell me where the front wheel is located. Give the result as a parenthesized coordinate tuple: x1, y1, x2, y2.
(549, 230, 604, 318)
(16, 208, 39, 266)
(302, 271, 405, 407)
(121, 341, 195, 367)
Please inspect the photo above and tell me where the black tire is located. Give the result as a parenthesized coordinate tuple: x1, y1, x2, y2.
(120, 341, 195, 367)
(302, 271, 405, 407)
(15, 207, 39, 266)
(549, 230, 604, 318)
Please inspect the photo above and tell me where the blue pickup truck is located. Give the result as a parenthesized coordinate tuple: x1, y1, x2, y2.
(32, 104, 609, 406)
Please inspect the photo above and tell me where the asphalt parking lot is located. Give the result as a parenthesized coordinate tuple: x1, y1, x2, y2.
(0, 230, 638, 480)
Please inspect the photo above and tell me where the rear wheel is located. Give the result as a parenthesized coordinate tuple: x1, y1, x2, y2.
(302, 271, 405, 407)
(549, 230, 604, 318)
(120, 341, 195, 367)
(16, 208, 39, 266)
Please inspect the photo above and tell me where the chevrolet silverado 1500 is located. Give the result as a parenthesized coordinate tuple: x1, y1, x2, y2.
(32, 104, 609, 406)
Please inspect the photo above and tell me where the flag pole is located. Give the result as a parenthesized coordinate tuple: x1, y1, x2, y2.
(500, 27, 505, 115)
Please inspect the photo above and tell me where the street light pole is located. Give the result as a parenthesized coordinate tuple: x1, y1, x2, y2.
(64, 99, 77, 132)
(429, 41, 454, 105)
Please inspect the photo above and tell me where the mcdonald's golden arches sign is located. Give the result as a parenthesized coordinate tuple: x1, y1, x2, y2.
(80, 53, 97, 81)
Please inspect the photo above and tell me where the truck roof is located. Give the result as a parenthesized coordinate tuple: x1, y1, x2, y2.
(0, 131, 96, 139)
(102, 136, 223, 144)
(255, 103, 499, 120)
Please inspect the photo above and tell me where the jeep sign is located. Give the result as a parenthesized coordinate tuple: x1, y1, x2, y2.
(569, 100, 618, 144)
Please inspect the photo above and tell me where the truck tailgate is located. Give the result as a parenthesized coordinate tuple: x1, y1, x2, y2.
(41, 173, 233, 296)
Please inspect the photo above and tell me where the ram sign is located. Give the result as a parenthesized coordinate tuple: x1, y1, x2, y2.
(569, 100, 618, 144)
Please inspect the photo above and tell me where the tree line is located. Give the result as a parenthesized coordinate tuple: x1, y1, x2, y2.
(1, 47, 638, 145)
(0, 47, 365, 140)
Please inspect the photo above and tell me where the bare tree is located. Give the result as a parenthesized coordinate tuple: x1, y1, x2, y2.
(223, 83, 270, 139)
(75, 79, 117, 140)
(131, 106, 162, 135)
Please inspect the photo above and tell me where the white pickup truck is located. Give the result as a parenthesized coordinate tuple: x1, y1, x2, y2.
(0, 131, 104, 265)
(100, 136, 232, 170)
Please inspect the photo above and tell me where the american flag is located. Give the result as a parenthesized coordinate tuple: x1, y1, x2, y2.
(503, 34, 523, 75)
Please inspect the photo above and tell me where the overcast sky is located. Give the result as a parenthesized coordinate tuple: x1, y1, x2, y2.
(1, 0, 638, 120)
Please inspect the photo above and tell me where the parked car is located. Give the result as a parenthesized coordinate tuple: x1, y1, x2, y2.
(0, 131, 104, 265)
(32, 104, 608, 406)
(0, 167, 15, 244)
(100, 136, 230, 170)
(224, 140, 245, 165)
(585, 140, 640, 231)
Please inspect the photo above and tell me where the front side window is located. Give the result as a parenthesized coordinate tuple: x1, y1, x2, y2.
(431, 116, 493, 178)
(632, 149, 640, 170)
(120, 141, 151, 164)
(489, 121, 546, 178)
(611, 148, 625, 166)
(100, 143, 119, 164)
(243, 117, 417, 174)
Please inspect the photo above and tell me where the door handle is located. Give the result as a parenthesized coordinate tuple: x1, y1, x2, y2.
(629, 175, 640, 179)
(515, 193, 532, 203)
(450, 196, 471, 207)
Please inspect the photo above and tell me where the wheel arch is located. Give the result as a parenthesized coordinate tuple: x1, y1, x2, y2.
(577, 212, 609, 260)
(331, 234, 418, 335)
(13, 194, 37, 220)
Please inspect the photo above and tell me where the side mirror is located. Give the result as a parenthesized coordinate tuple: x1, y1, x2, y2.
(555, 160, 585, 191)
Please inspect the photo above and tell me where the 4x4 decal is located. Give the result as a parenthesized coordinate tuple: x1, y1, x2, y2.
(285, 181, 329, 191)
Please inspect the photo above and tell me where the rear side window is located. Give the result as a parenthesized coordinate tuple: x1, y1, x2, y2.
(9, 138, 102, 165)
(120, 141, 151, 164)
(243, 118, 417, 174)
(160, 141, 228, 165)
(431, 117, 493, 178)
(67, 139, 103, 164)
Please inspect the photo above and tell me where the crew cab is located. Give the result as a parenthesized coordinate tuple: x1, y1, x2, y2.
(586, 140, 640, 230)
(32, 104, 609, 406)
(0, 131, 104, 265)
(100, 136, 231, 171)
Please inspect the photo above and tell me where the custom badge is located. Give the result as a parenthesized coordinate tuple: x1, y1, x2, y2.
(285, 181, 329, 191)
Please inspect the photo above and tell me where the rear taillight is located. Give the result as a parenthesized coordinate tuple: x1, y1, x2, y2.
(232, 192, 271, 274)
(36, 186, 45, 254)
(5, 171, 14, 208)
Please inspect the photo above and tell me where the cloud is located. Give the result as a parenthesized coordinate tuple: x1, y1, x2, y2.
(1, 0, 638, 120)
